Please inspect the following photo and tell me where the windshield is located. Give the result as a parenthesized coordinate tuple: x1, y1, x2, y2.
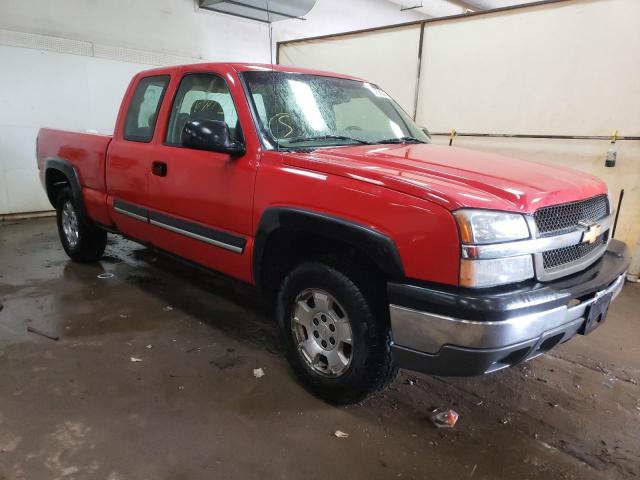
(241, 71, 430, 149)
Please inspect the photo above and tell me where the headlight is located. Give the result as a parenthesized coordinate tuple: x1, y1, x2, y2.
(454, 209, 533, 287)
(453, 209, 530, 244)
(460, 256, 534, 288)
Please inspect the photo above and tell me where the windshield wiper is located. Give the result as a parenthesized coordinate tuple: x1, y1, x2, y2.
(286, 134, 372, 145)
(374, 136, 426, 144)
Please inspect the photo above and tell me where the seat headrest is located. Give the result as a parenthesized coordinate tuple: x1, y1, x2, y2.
(190, 99, 225, 123)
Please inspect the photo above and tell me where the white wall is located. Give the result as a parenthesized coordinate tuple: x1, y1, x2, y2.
(0, 0, 271, 62)
(272, 0, 426, 45)
(279, 24, 422, 115)
(275, 0, 429, 116)
(0, 0, 271, 215)
(0, 46, 155, 214)
(417, 0, 640, 136)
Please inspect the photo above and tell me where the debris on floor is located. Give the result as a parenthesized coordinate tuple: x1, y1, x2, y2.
(130, 357, 143, 362)
(163, 306, 174, 312)
(97, 272, 115, 279)
(253, 368, 265, 378)
(26, 326, 59, 341)
(499, 416, 512, 425)
(405, 377, 418, 386)
(431, 409, 459, 429)
(334, 430, 350, 438)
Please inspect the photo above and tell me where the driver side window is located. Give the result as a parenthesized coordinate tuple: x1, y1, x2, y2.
(165, 73, 240, 146)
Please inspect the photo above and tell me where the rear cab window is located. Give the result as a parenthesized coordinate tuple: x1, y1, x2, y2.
(124, 75, 170, 142)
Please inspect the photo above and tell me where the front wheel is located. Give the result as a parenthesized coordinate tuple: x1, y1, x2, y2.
(56, 187, 107, 262)
(277, 261, 397, 404)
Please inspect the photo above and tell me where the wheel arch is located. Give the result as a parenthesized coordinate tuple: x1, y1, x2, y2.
(44, 158, 87, 217)
(253, 207, 405, 298)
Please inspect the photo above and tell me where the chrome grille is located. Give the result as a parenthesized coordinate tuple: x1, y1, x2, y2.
(534, 195, 609, 236)
(542, 233, 606, 270)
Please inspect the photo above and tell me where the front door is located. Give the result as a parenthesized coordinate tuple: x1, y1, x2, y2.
(146, 71, 258, 282)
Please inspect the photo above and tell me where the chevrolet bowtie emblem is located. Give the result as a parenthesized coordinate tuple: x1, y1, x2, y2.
(579, 220, 602, 244)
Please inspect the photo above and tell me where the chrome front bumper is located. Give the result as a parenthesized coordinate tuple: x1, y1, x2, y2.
(391, 272, 625, 355)
(388, 240, 630, 376)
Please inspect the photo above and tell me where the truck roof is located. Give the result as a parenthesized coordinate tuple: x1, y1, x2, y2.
(132, 62, 365, 82)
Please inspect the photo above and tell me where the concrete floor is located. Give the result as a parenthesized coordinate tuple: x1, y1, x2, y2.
(0, 218, 639, 480)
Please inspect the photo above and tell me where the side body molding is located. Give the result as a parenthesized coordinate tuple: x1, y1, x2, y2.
(44, 158, 87, 217)
(253, 207, 405, 286)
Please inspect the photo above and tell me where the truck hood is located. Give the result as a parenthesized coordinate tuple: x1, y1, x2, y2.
(283, 144, 607, 213)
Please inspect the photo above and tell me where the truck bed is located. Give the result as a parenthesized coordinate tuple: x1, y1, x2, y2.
(37, 128, 112, 194)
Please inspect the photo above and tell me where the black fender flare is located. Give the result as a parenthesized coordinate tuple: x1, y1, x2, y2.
(253, 207, 405, 287)
(44, 158, 87, 218)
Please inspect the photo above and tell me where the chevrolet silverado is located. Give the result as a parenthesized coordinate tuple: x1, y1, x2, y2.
(36, 63, 629, 404)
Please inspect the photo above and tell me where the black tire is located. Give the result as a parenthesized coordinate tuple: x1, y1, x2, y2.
(277, 260, 398, 404)
(55, 187, 107, 262)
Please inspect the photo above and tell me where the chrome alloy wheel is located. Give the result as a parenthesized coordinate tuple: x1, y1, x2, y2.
(291, 289, 353, 377)
(61, 200, 80, 248)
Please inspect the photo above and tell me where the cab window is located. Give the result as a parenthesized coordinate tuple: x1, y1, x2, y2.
(165, 73, 241, 146)
(123, 75, 169, 142)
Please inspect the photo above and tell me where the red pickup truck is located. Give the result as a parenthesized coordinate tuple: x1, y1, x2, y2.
(37, 63, 629, 404)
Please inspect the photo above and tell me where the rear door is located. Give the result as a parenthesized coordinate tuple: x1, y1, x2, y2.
(106, 74, 170, 241)
(145, 68, 259, 281)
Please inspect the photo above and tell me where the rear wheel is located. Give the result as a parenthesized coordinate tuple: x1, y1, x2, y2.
(277, 260, 397, 404)
(56, 187, 107, 262)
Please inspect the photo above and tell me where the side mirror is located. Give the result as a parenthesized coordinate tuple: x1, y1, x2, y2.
(182, 119, 245, 156)
(420, 126, 432, 141)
